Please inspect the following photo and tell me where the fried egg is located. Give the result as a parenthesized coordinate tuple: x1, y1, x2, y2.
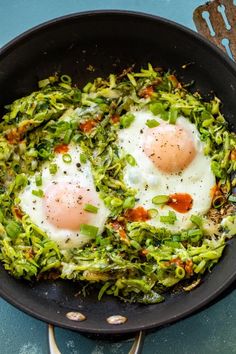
(19, 145, 110, 249)
(118, 110, 216, 231)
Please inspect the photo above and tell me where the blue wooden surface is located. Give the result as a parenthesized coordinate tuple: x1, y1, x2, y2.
(0, 1, 236, 353)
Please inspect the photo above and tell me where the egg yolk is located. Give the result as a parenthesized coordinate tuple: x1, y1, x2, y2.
(143, 123, 196, 173)
(43, 182, 97, 230)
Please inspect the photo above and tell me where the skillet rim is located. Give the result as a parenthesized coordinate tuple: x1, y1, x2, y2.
(0, 10, 236, 334)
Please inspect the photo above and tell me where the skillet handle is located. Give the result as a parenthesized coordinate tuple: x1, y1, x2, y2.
(48, 324, 145, 354)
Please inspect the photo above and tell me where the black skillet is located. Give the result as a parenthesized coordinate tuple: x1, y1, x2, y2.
(0, 10, 236, 352)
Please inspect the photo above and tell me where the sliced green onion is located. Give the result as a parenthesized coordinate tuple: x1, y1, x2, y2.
(130, 240, 141, 250)
(63, 153, 72, 163)
(83, 204, 98, 214)
(32, 189, 44, 198)
(188, 229, 202, 242)
(172, 234, 181, 242)
(6, 220, 21, 238)
(110, 197, 123, 207)
(123, 196, 135, 209)
(63, 129, 73, 144)
(190, 215, 203, 229)
(212, 195, 225, 208)
(175, 266, 185, 279)
(145, 119, 160, 128)
(149, 102, 164, 116)
(120, 113, 135, 128)
(15, 174, 28, 189)
(169, 107, 178, 124)
(80, 153, 87, 164)
(127, 73, 137, 87)
(60, 74, 72, 84)
(38, 78, 50, 88)
(80, 224, 98, 238)
(35, 174, 42, 186)
(160, 211, 177, 224)
(0, 209, 4, 224)
(49, 164, 58, 175)
(228, 194, 236, 203)
(126, 154, 136, 166)
(152, 195, 169, 205)
(148, 209, 158, 218)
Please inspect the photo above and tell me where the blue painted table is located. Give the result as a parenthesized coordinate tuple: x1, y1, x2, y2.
(0, 1, 236, 353)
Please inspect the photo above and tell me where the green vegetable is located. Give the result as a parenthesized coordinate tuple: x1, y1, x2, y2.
(125, 154, 136, 166)
(6, 221, 21, 238)
(62, 153, 72, 163)
(80, 153, 87, 164)
(152, 195, 169, 205)
(80, 224, 99, 238)
(32, 189, 44, 198)
(145, 119, 160, 128)
(160, 211, 177, 225)
(120, 113, 135, 128)
(49, 164, 58, 175)
(83, 204, 98, 214)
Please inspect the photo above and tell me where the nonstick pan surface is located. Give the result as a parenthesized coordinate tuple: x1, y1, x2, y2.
(0, 11, 236, 335)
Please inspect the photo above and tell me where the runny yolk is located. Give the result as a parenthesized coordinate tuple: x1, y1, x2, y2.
(43, 182, 97, 230)
(167, 193, 193, 213)
(143, 123, 196, 173)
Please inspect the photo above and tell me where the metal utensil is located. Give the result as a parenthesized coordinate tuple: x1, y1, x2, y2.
(193, 0, 236, 60)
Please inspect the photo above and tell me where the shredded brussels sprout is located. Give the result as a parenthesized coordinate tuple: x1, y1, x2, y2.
(0, 64, 235, 304)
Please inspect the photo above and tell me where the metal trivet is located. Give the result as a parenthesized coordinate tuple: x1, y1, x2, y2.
(48, 2, 236, 353)
(193, 0, 236, 60)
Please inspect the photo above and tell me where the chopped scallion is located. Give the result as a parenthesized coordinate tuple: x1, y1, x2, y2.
(6, 220, 21, 238)
(126, 154, 136, 166)
(35, 174, 42, 186)
(80, 224, 98, 238)
(49, 164, 58, 175)
(80, 153, 87, 164)
(123, 196, 135, 209)
(32, 189, 44, 198)
(120, 113, 135, 128)
(152, 195, 169, 205)
(63, 153, 72, 163)
(83, 204, 98, 214)
(228, 194, 236, 203)
(160, 211, 177, 224)
(145, 119, 160, 128)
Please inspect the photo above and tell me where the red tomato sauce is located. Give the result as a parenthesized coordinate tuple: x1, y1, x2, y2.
(80, 119, 97, 133)
(167, 193, 193, 213)
(54, 144, 69, 153)
(124, 206, 150, 222)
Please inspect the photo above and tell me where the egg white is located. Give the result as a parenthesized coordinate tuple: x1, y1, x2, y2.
(118, 110, 216, 231)
(19, 145, 110, 249)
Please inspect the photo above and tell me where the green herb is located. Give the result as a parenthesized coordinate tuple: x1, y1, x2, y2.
(120, 113, 135, 128)
(152, 195, 169, 205)
(83, 204, 98, 214)
(125, 154, 136, 166)
(6, 221, 21, 238)
(228, 194, 236, 203)
(62, 154, 72, 163)
(32, 189, 44, 198)
(80, 224, 99, 238)
(35, 174, 42, 186)
(145, 119, 160, 128)
(160, 211, 177, 224)
(49, 164, 58, 175)
(80, 153, 87, 164)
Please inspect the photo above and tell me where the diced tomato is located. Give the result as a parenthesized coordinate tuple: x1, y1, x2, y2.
(54, 144, 69, 153)
(124, 206, 150, 222)
(167, 193, 193, 213)
(80, 119, 97, 133)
